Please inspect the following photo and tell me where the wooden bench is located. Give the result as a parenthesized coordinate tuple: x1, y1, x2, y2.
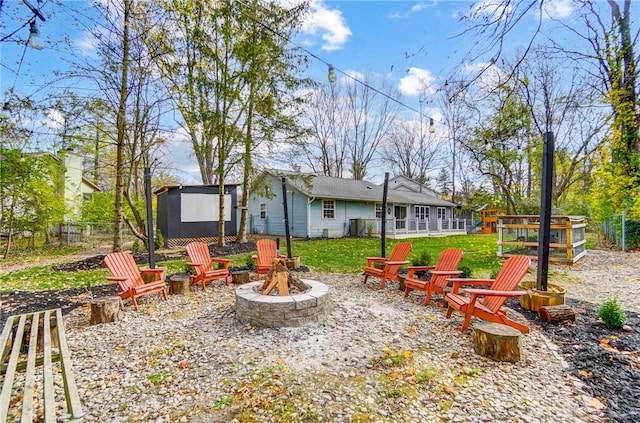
(0, 308, 85, 421)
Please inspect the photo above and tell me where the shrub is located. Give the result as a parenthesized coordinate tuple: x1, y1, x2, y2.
(459, 265, 472, 278)
(183, 263, 195, 275)
(131, 239, 140, 253)
(154, 231, 164, 249)
(245, 254, 256, 270)
(411, 251, 431, 266)
(597, 298, 627, 328)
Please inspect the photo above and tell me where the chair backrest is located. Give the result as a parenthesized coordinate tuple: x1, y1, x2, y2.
(434, 248, 463, 271)
(256, 239, 278, 266)
(432, 248, 464, 288)
(389, 242, 412, 261)
(104, 252, 144, 290)
(185, 241, 213, 274)
(482, 255, 531, 312)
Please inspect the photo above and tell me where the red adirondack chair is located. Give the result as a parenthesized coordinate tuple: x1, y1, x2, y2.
(363, 242, 412, 289)
(185, 241, 231, 290)
(444, 255, 532, 333)
(403, 248, 464, 305)
(104, 252, 168, 310)
(251, 239, 282, 277)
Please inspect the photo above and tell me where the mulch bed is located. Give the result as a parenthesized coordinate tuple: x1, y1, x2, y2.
(508, 298, 640, 423)
(1, 243, 638, 423)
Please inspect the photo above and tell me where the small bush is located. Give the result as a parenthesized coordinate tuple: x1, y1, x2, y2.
(245, 254, 256, 270)
(459, 265, 472, 278)
(489, 268, 500, 279)
(597, 298, 627, 328)
(183, 263, 195, 275)
(131, 239, 141, 253)
(154, 231, 164, 249)
(412, 251, 431, 266)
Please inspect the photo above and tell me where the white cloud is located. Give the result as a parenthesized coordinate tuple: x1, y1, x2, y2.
(463, 61, 506, 91)
(45, 109, 64, 130)
(398, 67, 437, 97)
(76, 30, 99, 57)
(299, 0, 352, 51)
(541, 0, 574, 19)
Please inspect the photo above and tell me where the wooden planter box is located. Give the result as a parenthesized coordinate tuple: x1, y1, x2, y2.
(518, 281, 566, 312)
(285, 256, 301, 270)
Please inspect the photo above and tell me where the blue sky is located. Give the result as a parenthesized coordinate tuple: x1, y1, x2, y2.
(1, 0, 580, 183)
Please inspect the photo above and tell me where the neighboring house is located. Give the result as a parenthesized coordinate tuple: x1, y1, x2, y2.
(61, 151, 100, 221)
(154, 184, 239, 248)
(247, 171, 466, 239)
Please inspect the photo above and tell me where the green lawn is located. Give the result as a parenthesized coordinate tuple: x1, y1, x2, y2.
(0, 233, 589, 292)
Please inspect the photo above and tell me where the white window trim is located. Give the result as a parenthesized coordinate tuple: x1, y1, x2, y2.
(323, 199, 335, 219)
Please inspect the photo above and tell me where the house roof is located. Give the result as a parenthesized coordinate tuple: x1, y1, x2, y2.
(268, 172, 456, 207)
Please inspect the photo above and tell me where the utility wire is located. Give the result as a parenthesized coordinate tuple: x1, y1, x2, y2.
(231, 0, 434, 122)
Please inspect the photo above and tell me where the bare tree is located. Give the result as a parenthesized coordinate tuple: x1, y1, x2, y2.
(516, 48, 607, 207)
(382, 116, 440, 186)
(439, 85, 470, 204)
(343, 74, 401, 180)
(298, 82, 349, 177)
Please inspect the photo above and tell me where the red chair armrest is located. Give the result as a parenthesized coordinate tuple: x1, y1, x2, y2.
(407, 265, 435, 278)
(448, 278, 494, 294)
(462, 288, 526, 297)
(106, 276, 127, 282)
(141, 268, 166, 274)
(212, 258, 231, 269)
(366, 257, 388, 266)
(384, 260, 410, 266)
(430, 270, 463, 276)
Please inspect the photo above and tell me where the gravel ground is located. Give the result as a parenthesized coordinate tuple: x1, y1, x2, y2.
(62, 273, 598, 423)
(1, 248, 638, 422)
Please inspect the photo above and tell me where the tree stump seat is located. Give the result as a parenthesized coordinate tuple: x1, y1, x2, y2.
(169, 274, 191, 295)
(90, 296, 123, 324)
(472, 322, 522, 363)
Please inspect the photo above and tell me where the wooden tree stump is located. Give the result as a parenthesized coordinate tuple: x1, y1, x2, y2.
(231, 271, 251, 285)
(539, 304, 576, 323)
(472, 322, 522, 363)
(90, 296, 123, 325)
(169, 275, 191, 295)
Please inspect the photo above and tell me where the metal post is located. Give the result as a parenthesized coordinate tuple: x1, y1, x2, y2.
(281, 177, 292, 258)
(145, 167, 156, 269)
(621, 212, 626, 252)
(536, 132, 554, 291)
(381, 172, 389, 257)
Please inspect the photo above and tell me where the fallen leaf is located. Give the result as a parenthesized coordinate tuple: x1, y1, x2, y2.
(586, 397, 605, 410)
(578, 369, 592, 377)
(599, 338, 610, 345)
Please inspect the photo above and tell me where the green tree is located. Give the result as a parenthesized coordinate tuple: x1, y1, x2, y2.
(0, 149, 65, 257)
(464, 87, 531, 214)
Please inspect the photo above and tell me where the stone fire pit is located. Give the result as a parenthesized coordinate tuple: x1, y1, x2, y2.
(235, 280, 330, 327)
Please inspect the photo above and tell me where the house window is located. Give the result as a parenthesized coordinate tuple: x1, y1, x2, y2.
(415, 205, 429, 221)
(260, 203, 266, 219)
(375, 204, 383, 219)
(437, 207, 446, 220)
(323, 200, 335, 219)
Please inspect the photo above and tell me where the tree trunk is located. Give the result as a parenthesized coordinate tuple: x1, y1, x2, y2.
(112, 0, 131, 253)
